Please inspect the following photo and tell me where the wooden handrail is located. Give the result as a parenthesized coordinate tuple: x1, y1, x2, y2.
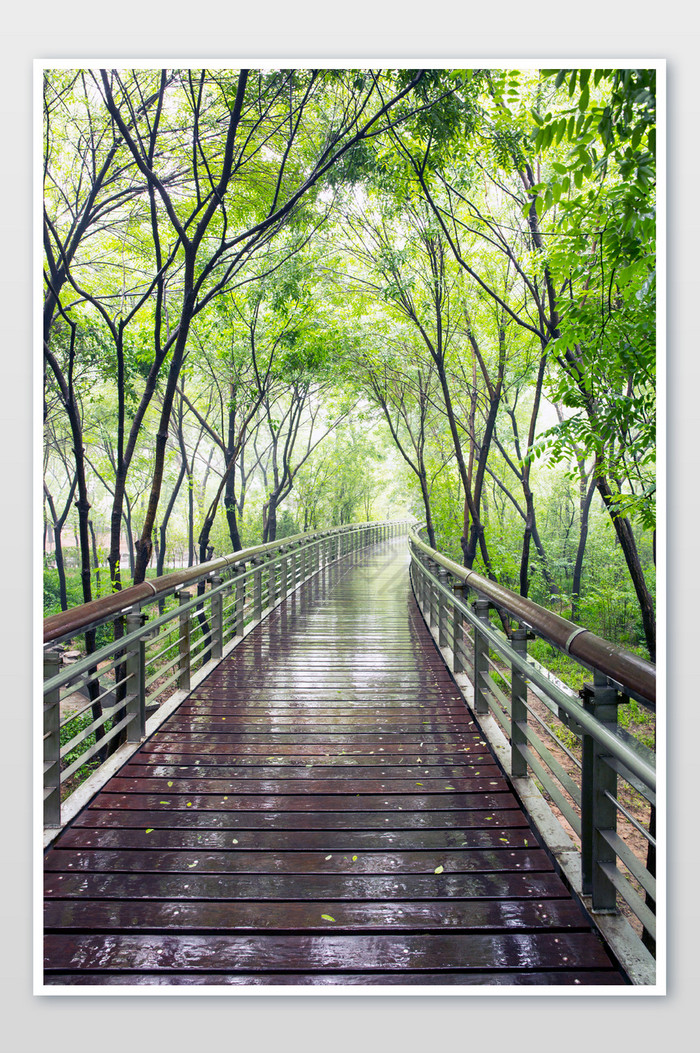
(44, 522, 405, 645)
(409, 528, 656, 707)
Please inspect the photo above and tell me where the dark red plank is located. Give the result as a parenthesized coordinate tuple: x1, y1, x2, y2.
(44, 932, 617, 972)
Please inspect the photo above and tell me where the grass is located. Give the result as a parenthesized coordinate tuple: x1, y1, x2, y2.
(59, 707, 115, 800)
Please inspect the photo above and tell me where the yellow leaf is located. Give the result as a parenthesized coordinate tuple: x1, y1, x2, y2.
(434, 865, 444, 874)
(321, 914, 336, 922)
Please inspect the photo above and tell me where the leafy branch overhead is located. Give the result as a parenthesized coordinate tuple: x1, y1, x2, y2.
(43, 64, 657, 662)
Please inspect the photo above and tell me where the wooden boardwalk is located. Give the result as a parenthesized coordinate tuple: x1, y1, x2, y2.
(44, 539, 627, 986)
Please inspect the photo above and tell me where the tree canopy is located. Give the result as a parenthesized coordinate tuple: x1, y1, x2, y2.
(43, 65, 657, 661)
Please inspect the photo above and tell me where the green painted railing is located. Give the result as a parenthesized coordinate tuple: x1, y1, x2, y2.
(408, 526, 657, 984)
(43, 521, 409, 833)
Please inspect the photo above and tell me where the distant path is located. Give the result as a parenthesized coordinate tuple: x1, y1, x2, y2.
(44, 537, 625, 985)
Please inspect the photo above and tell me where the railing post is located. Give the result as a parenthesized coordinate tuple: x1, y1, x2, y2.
(210, 575, 224, 660)
(43, 648, 62, 828)
(510, 626, 529, 778)
(472, 599, 491, 715)
(452, 580, 465, 674)
(253, 558, 263, 622)
(581, 671, 619, 911)
(437, 565, 450, 648)
(267, 556, 276, 610)
(234, 565, 246, 637)
(426, 559, 436, 627)
(125, 610, 147, 741)
(178, 589, 192, 691)
(419, 553, 429, 617)
(279, 547, 288, 601)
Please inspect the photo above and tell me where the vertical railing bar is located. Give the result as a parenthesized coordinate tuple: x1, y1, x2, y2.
(178, 589, 191, 692)
(43, 649, 62, 828)
(472, 599, 491, 716)
(511, 626, 529, 778)
(124, 610, 147, 742)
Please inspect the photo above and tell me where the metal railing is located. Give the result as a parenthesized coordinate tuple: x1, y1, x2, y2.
(43, 521, 408, 831)
(408, 527, 657, 978)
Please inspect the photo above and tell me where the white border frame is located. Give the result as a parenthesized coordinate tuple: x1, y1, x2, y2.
(33, 57, 666, 999)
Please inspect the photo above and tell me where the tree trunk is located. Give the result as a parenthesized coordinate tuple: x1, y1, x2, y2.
(44, 479, 77, 611)
(157, 458, 187, 576)
(571, 469, 598, 621)
(595, 474, 656, 660)
(419, 470, 436, 549)
(88, 519, 101, 597)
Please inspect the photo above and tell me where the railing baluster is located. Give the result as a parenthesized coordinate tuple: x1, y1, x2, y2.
(427, 559, 437, 628)
(210, 575, 223, 660)
(253, 558, 263, 621)
(510, 626, 529, 778)
(235, 565, 246, 638)
(177, 589, 191, 691)
(43, 649, 62, 828)
(125, 610, 147, 741)
(581, 670, 619, 912)
(279, 547, 288, 601)
(472, 599, 491, 715)
(267, 556, 276, 611)
(452, 580, 465, 674)
(437, 565, 450, 648)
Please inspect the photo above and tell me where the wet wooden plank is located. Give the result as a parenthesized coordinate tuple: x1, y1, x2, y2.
(100, 776, 510, 796)
(81, 791, 522, 812)
(71, 808, 531, 831)
(55, 825, 542, 852)
(44, 931, 616, 973)
(119, 760, 502, 776)
(44, 870, 574, 902)
(45, 897, 591, 934)
(45, 846, 554, 875)
(44, 971, 627, 986)
(44, 540, 625, 986)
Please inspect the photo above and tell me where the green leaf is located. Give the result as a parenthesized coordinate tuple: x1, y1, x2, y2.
(321, 915, 336, 922)
(434, 865, 444, 874)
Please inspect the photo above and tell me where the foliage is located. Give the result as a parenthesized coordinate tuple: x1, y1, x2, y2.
(43, 64, 657, 663)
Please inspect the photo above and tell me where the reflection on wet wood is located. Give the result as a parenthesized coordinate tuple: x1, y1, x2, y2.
(44, 539, 626, 986)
